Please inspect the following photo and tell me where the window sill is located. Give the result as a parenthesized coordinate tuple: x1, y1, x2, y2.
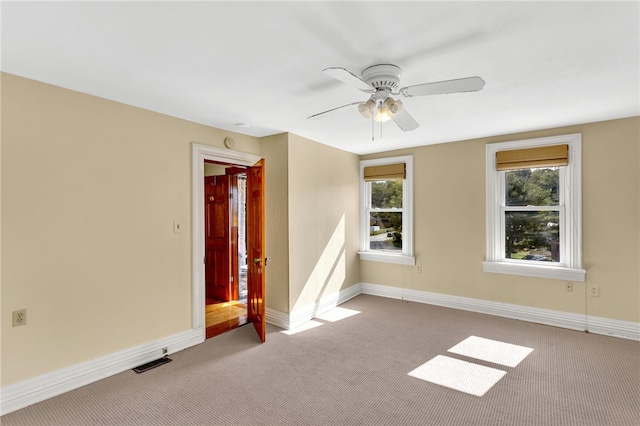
(483, 261, 586, 282)
(359, 251, 416, 265)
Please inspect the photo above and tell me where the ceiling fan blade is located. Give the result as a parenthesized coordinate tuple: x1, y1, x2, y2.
(400, 76, 485, 97)
(322, 67, 373, 92)
(392, 108, 419, 132)
(307, 101, 362, 119)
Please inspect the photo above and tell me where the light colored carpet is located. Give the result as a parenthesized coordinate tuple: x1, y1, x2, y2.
(2, 294, 640, 425)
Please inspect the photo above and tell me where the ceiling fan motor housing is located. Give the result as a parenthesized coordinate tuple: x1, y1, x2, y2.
(361, 64, 402, 92)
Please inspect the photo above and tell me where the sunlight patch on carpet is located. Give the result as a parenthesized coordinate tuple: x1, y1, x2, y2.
(448, 336, 534, 367)
(281, 320, 323, 335)
(408, 355, 506, 397)
(316, 307, 361, 322)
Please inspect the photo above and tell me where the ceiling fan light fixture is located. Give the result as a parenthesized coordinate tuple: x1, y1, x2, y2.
(383, 97, 403, 116)
(358, 99, 375, 118)
(388, 98, 403, 115)
(374, 105, 391, 122)
(374, 97, 402, 122)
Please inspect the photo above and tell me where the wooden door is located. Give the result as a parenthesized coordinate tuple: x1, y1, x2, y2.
(204, 175, 232, 302)
(246, 159, 266, 342)
(226, 168, 246, 302)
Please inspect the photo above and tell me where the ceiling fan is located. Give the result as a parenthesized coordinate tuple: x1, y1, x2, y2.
(308, 64, 485, 132)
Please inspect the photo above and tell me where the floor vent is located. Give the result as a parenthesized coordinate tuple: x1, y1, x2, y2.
(132, 357, 172, 374)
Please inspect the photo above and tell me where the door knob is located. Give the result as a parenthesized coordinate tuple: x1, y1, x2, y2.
(253, 257, 261, 264)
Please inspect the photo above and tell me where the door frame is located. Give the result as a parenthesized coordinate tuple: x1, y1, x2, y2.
(191, 143, 262, 338)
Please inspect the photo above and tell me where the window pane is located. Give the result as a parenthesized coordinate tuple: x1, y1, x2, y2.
(370, 180, 403, 209)
(369, 212, 402, 251)
(505, 211, 560, 261)
(505, 168, 559, 206)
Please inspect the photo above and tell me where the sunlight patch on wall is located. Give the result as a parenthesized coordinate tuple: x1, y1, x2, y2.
(293, 214, 346, 312)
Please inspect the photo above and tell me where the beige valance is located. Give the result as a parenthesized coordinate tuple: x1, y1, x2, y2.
(364, 163, 406, 181)
(496, 144, 568, 171)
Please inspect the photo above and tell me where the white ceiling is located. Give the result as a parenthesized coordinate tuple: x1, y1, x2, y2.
(2, 1, 638, 155)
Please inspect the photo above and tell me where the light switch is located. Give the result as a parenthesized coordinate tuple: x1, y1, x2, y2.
(173, 221, 182, 234)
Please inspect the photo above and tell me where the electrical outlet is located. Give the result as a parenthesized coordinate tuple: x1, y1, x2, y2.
(589, 286, 600, 297)
(566, 282, 573, 292)
(416, 265, 423, 273)
(13, 309, 27, 327)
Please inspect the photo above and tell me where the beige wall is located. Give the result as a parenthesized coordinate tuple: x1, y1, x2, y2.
(0, 73, 261, 385)
(287, 134, 360, 312)
(361, 117, 640, 323)
(261, 133, 290, 313)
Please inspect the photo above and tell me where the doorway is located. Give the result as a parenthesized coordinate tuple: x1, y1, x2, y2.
(191, 143, 266, 342)
(204, 165, 249, 338)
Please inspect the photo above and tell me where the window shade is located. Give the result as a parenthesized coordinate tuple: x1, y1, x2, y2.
(496, 144, 568, 171)
(364, 163, 406, 181)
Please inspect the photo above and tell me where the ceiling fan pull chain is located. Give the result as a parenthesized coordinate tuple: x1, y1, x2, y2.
(371, 113, 375, 141)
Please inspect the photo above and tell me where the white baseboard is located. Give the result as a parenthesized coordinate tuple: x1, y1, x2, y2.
(1, 328, 203, 415)
(360, 282, 640, 341)
(266, 308, 290, 330)
(262, 282, 639, 341)
(585, 316, 640, 340)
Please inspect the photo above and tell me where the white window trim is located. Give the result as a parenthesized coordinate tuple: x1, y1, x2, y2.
(483, 134, 586, 282)
(359, 155, 415, 265)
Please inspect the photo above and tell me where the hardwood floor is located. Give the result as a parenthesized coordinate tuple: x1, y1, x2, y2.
(205, 300, 249, 339)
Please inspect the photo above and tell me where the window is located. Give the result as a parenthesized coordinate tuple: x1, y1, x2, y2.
(359, 156, 414, 265)
(484, 134, 585, 281)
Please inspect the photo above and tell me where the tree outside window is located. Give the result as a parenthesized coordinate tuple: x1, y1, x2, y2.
(369, 180, 403, 251)
(504, 168, 560, 262)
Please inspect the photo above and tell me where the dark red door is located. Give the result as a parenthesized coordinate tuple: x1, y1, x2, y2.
(246, 159, 266, 342)
(204, 175, 232, 302)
